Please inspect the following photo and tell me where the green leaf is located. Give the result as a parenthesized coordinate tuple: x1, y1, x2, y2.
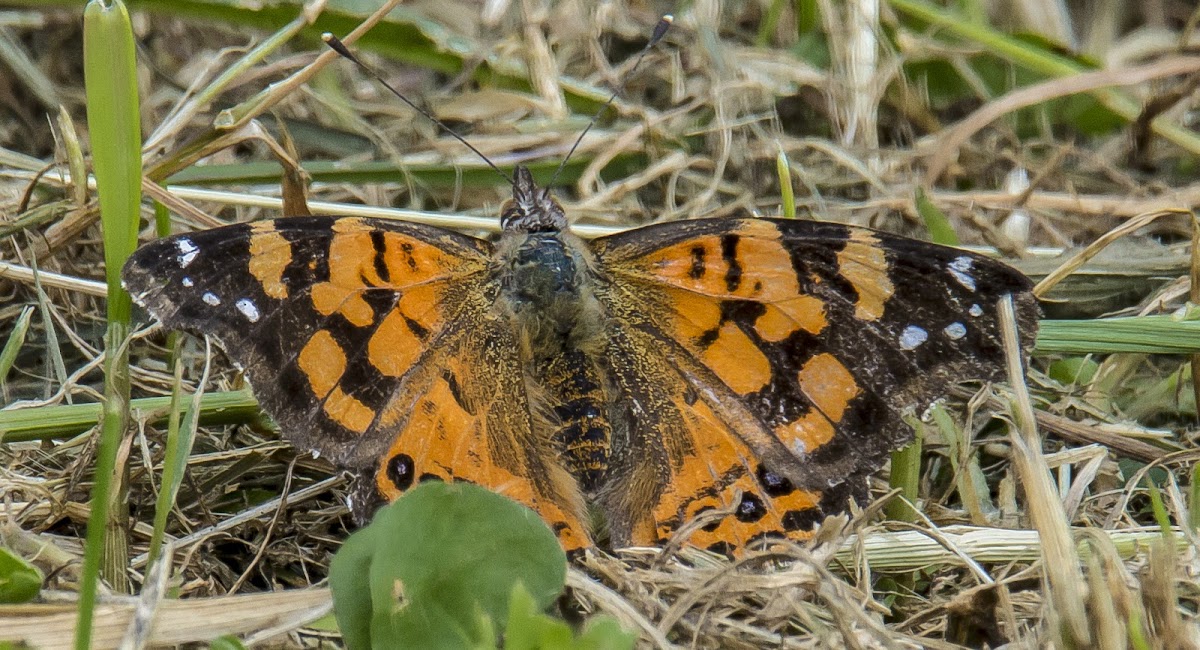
(327, 518, 380, 650)
(504, 582, 570, 650)
(574, 617, 637, 650)
(0, 546, 43, 604)
(1047, 357, 1099, 385)
(387, 598, 484, 649)
(329, 482, 567, 650)
(914, 188, 959, 246)
(505, 583, 634, 650)
(207, 635, 248, 650)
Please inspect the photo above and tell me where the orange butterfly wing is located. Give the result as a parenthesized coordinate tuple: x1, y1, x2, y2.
(590, 217, 1038, 552)
(123, 216, 590, 551)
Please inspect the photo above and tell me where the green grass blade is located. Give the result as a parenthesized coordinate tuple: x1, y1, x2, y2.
(0, 390, 265, 444)
(886, 424, 922, 524)
(145, 345, 206, 571)
(79, 0, 142, 647)
(775, 146, 796, 219)
(915, 187, 960, 246)
(1143, 478, 1173, 534)
(86, 6, 141, 322)
(0, 305, 34, 401)
(1036, 317, 1200, 355)
(890, 0, 1081, 76)
(1190, 464, 1200, 533)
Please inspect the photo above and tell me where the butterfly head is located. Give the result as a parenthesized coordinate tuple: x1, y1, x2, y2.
(501, 166, 567, 233)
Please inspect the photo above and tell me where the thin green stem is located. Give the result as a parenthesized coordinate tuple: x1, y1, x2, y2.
(78, 0, 142, 645)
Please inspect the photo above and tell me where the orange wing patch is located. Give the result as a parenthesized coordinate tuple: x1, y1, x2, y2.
(298, 330, 345, 396)
(610, 220, 833, 397)
(835, 229, 894, 321)
(632, 288, 772, 395)
(753, 294, 826, 342)
(636, 395, 825, 551)
(771, 353, 862, 455)
(310, 218, 463, 327)
(796, 353, 861, 422)
(368, 308, 424, 377)
(247, 221, 291, 299)
(367, 283, 445, 378)
(297, 330, 374, 434)
(373, 326, 592, 553)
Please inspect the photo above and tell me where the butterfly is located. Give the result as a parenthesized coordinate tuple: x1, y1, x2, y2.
(122, 166, 1039, 556)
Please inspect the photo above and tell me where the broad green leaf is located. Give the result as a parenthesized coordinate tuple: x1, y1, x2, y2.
(327, 518, 378, 650)
(574, 617, 637, 650)
(0, 547, 43, 604)
(504, 582, 571, 650)
(505, 583, 634, 650)
(329, 482, 567, 649)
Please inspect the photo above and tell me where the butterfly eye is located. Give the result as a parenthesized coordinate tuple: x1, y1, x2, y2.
(500, 198, 523, 228)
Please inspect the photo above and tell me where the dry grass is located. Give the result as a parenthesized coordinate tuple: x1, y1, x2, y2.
(3, 1, 1200, 647)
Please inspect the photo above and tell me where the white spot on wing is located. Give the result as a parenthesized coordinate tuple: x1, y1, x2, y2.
(235, 298, 260, 322)
(202, 292, 221, 306)
(175, 238, 198, 268)
(791, 439, 808, 455)
(899, 325, 928, 350)
(969, 304, 983, 317)
(949, 256, 976, 290)
(181, 277, 193, 288)
(944, 322, 967, 340)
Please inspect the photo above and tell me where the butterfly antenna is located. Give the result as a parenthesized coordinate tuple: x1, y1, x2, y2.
(547, 14, 673, 188)
(322, 33, 514, 186)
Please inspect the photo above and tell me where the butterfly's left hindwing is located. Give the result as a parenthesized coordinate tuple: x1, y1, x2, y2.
(365, 311, 592, 552)
(590, 217, 1038, 551)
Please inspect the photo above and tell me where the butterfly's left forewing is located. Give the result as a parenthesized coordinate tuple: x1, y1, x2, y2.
(122, 216, 493, 470)
(590, 217, 1038, 552)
